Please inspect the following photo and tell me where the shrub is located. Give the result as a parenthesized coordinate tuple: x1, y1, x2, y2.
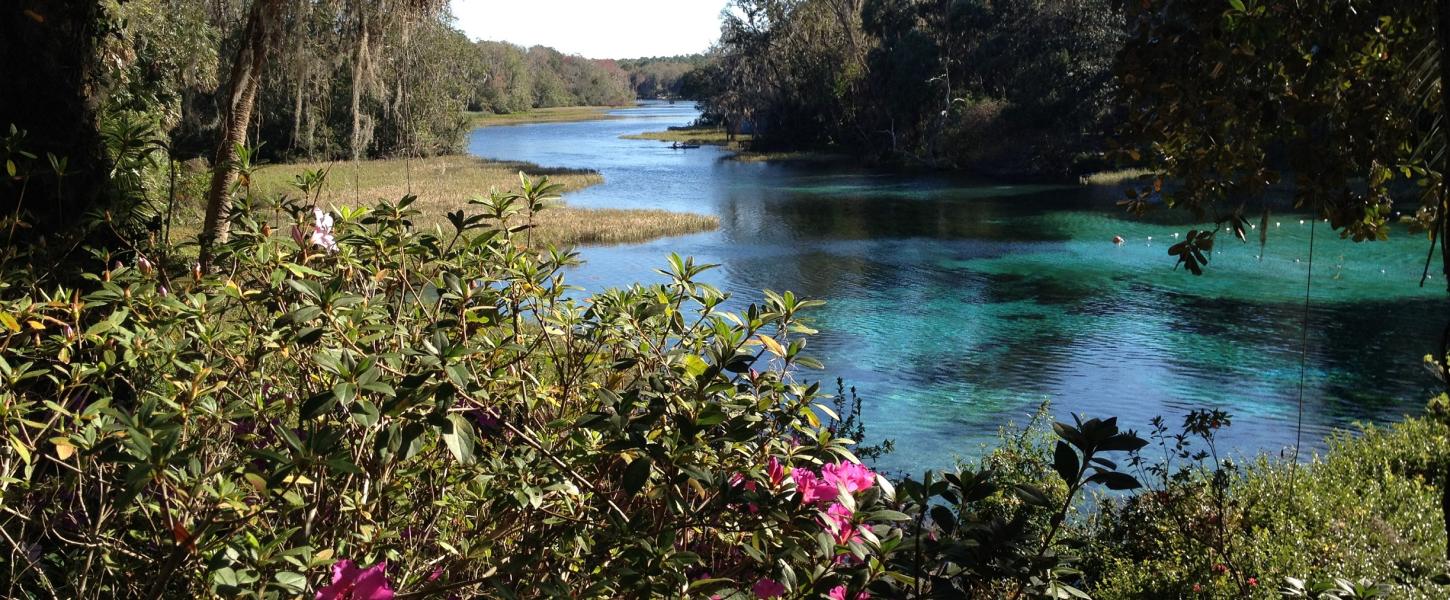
(1080, 413, 1450, 599)
(0, 163, 1158, 598)
(0, 172, 906, 597)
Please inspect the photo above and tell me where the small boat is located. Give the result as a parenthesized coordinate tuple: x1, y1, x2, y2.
(670, 142, 702, 150)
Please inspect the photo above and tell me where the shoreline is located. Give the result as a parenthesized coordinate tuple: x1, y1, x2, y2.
(251, 154, 717, 247)
(621, 125, 852, 165)
(466, 105, 624, 128)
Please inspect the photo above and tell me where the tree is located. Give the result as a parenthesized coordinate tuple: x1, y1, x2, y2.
(0, 0, 111, 232)
(200, 0, 283, 268)
(199, 0, 449, 267)
(1115, 0, 1450, 554)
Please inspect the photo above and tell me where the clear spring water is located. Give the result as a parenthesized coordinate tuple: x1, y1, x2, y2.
(468, 101, 1448, 475)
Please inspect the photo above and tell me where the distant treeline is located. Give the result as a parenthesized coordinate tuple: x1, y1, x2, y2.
(79, 0, 686, 166)
(617, 55, 712, 99)
(687, 0, 1123, 177)
(460, 41, 640, 115)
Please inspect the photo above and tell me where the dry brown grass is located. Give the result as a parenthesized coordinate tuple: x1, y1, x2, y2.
(528, 208, 716, 247)
(251, 154, 716, 246)
(1078, 168, 1155, 186)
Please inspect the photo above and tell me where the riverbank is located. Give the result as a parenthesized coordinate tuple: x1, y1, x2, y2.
(466, 106, 622, 128)
(252, 155, 717, 247)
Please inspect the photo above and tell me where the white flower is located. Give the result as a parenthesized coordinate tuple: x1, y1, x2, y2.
(310, 207, 337, 253)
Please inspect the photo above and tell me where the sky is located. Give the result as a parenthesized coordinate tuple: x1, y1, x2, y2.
(450, 0, 730, 59)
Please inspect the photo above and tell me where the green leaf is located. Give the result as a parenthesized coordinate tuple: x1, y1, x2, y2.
(1053, 441, 1079, 485)
(442, 414, 476, 465)
(274, 571, 308, 593)
(869, 509, 913, 522)
(1088, 471, 1141, 490)
(1013, 483, 1052, 508)
(622, 456, 652, 495)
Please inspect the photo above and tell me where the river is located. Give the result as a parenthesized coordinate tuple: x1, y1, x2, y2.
(469, 101, 1446, 475)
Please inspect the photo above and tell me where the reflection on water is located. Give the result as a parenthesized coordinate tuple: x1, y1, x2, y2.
(469, 101, 1447, 474)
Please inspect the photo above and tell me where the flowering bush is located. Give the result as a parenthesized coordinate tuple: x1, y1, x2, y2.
(0, 169, 1151, 598)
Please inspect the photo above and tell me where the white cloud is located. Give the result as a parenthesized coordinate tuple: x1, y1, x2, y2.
(450, 0, 728, 59)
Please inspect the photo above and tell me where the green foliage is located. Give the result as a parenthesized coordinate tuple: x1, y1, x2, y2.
(1080, 414, 1450, 599)
(0, 168, 1170, 597)
(888, 414, 1147, 599)
(1116, 0, 1443, 269)
(618, 55, 710, 99)
(0, 172, 889, 596)
(698, 0, 1123, 174)
(463, 43, 635, 116)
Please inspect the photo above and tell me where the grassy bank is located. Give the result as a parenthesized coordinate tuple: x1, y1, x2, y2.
(252, 155, 716, 246)
(621, 125, 747, 147)
(466, 106, 621, 128)
(1078, 168, 1155, 186)
(622, 126, 848, 164)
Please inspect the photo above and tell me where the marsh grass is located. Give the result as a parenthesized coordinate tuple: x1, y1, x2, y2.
(466, 106, 621, 128)
(621, 126, 748, 147)
(250, 154, 716, 246)
(528, 208, 716, 247)
(1079, 168, 1155, 186)
(622, 126, 849, 164)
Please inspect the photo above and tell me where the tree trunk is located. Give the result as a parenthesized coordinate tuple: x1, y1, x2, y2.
(200, 0, 281, 269)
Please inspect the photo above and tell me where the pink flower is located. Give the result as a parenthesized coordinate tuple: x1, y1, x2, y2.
(823, 503, 865, 545)
(752, 578, 786, 598)
(310, 208, 338, 252)
(792, 468, 837, 505)
(766, 456, 786, 487)
(821, 461, 875, 494)
(828, 585, 870, 600)
(315, 560, 394, 600)
(729, 472, 758, 492)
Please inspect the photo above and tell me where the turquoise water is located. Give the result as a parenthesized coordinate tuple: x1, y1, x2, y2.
(468, 102, 1448, 475)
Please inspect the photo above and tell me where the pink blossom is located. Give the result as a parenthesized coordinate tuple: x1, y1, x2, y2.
(310, 208, 338, 252)
(729, 472, 758, 492)
(821, 461, 875, 494)
(315, 560, 394, 600)
(828, 585, 870, 600)
(752, 578, 786, 598)
(823, 503, 865, 545)
(792, 468, 837, 505)
(766, 456, 786, 487)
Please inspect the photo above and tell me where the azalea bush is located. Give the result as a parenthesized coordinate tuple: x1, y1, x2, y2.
(0, 154, 1155, 598)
